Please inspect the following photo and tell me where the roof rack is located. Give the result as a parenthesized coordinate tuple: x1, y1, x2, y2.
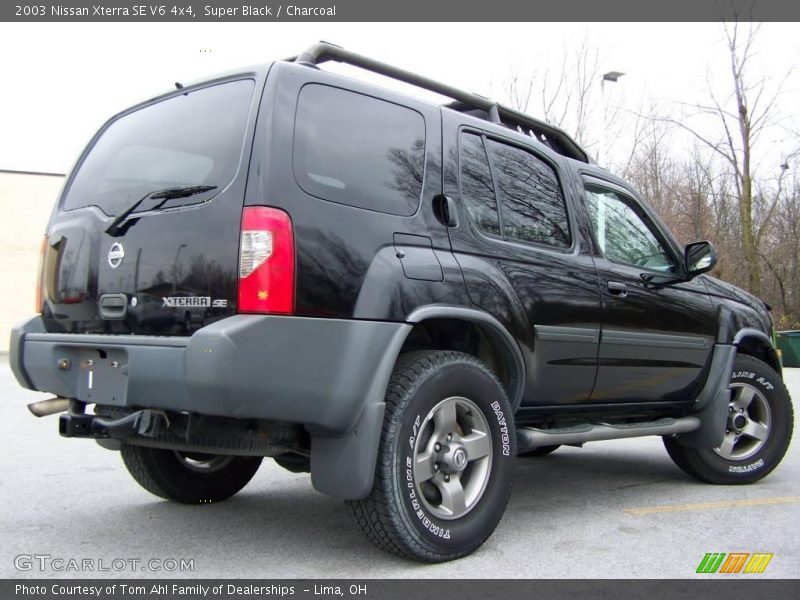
(288, 42, 590, 164)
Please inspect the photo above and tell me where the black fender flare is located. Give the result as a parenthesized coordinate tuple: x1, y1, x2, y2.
(311, 305, 526, 500)
(406, 305, 527, 410)
(676, 328, 779, 449)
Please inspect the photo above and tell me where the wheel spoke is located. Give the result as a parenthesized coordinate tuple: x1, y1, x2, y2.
(411, 396, 493, 520)
(458, 430, 492, 460)
(414, 450, 436, 483)
(717, 432, 736, 458)
(433, 398, 458, 437)
(436, 476, 467, 516)
(742, 420, 769, 442)
(732, 386, 755, 412)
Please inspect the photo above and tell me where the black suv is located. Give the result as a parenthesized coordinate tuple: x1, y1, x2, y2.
(11, 43, 793, 562)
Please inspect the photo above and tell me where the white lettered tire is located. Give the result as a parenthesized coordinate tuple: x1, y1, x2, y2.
(348, 351, 516, 562)
(664, 354, 793, 484)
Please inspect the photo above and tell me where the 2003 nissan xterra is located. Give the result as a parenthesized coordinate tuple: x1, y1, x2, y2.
(10, 43, 793, 562)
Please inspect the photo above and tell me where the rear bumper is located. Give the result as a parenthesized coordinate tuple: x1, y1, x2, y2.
(11, 314, 410, 435)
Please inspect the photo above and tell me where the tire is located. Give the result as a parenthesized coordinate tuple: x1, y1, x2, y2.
(348, 351, 516, 562)
(519, 445, 560, 457)
(121, 444, 262, 504)
(664, 354, 793, 485)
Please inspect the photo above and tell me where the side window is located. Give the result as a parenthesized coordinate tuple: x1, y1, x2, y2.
(459, 132, 500, 236)
(485, 139, 571, 249)
(293, 84, 426, 216)
(585, 185, 675, 272)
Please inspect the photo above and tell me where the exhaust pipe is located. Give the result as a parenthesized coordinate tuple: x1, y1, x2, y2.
(27, 397, 70, 417)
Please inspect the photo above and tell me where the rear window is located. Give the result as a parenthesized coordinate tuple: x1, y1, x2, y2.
(459, 132, 501, 236)
(293, 84, 426, 216)
(63, 79, 255, 216)
(485, 139, 570, 249)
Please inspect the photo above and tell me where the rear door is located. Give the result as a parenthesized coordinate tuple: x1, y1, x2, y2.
(442, 111, 603, 405)
(42, 73, 265, 335)
(581, 176, 717, 402)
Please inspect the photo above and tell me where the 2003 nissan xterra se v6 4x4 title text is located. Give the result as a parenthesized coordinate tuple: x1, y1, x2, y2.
(11, 43, 793, 562)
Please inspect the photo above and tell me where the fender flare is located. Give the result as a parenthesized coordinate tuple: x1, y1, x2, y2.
(732, 328, 781, 374)
(733, 327, 773, 347)
(406, 305, 527, 410)
(311, 305, 526, 500)
(677, 328, 778, 449)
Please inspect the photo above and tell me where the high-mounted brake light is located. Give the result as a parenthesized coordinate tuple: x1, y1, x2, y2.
(35, 235, 47, 313)
(238, 206, 294, 314)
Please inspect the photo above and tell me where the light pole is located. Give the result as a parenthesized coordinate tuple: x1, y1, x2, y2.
(172, 243, 187, 293)
(600, 71, 625, 165)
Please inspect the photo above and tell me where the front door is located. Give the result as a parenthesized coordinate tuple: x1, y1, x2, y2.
(582, 177, 717, 403)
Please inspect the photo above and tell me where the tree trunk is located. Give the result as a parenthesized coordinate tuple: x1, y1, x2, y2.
(739, 172, 761, 295)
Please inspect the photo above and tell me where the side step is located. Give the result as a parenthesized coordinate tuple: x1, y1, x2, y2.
(516, 417, 700, 452)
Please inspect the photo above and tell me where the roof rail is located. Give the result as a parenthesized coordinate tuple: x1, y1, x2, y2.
(288, 42, 590, 164)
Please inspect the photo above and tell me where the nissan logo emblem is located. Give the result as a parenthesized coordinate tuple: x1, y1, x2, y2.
(108, 243, 125, 269)
(453, 448, 467, 468)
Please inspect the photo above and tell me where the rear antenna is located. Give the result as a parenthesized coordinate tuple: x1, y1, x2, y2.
(175, 82, 184, 89)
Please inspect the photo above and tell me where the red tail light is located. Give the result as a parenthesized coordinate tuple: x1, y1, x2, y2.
(35, 235, 47, 313)
(238, 206, 294, 314)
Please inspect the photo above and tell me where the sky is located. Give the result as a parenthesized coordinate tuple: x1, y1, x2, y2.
(0, 22, 798, 176)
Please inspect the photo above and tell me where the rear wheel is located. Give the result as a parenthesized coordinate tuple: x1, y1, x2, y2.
(121, 444, 262, 503)
(664, 354, 793, 484)
(348, 351, 516, 562)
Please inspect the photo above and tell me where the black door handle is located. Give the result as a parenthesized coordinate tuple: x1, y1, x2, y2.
(99, 293, 128, 319)
(434, 195, 457, 227)
(607, 281, 628, 297)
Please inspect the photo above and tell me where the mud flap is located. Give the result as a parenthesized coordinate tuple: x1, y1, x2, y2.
(310, 402, 386, 499)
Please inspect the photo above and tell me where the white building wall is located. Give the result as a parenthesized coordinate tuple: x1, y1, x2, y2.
(0, 170, 64, 350)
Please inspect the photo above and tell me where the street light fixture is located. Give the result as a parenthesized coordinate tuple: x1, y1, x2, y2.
(602, 71, 625, 83)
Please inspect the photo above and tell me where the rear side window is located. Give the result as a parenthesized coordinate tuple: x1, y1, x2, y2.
(485, 139, 570, 249)
(293, 84, 426, 216)
(63, 79, 255, 216)
(459, 132, 501, 236)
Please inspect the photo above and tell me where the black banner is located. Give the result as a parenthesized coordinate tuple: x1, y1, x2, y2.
(3, 0, 800, 22)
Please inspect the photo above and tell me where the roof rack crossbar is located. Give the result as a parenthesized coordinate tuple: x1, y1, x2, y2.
(288, 42, 589, 163)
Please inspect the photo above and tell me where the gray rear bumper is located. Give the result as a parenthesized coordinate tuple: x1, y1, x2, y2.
(11, 314, 409, 435)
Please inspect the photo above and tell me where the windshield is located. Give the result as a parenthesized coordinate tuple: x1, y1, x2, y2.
(62, 79, 255, 217)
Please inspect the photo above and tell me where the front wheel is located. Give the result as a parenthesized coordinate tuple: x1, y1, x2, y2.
(664, 354, 793, 484)
(348, 351, 516, 562)
(121, 444, 262, 504)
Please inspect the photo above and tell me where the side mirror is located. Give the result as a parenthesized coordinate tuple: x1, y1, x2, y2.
(685, 241, 717, 278)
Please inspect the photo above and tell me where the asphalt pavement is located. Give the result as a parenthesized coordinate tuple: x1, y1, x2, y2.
(1, 355, 798, 579)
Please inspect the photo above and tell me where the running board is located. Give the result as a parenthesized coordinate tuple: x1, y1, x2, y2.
(516, 416, 701, 452)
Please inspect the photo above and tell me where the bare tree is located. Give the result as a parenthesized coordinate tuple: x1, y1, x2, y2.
(652, 22, 796, 296)
(505, 36, 617, 157)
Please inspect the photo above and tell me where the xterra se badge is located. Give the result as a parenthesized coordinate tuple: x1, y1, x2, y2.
(107, 243, 125, 269)
(162, 296, 228, 308)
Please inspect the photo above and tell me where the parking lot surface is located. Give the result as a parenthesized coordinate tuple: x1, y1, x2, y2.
(1, 356, 797, 578)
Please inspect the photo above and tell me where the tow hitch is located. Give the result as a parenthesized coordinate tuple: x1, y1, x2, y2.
(59, 409, 167, 439)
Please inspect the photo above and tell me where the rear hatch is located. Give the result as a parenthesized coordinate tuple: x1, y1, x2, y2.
(41, 76, 259, 335)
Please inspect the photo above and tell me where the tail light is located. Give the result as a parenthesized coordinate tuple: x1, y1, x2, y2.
(238, 206, 295, 314)
(35, 235, 47, 313)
